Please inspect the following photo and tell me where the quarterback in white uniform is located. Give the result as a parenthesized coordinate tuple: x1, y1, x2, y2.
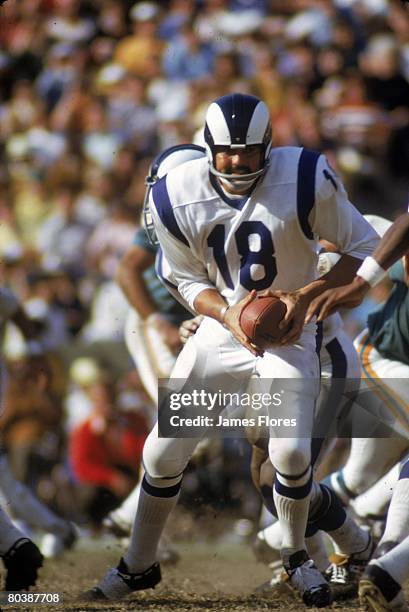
(85, 93, 378, 607)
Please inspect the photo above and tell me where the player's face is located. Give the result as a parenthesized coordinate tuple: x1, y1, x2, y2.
(214, 145, 263, 194)
(214, 145, 263, 193)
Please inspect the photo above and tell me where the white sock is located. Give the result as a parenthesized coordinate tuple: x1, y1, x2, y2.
(379, 477, 409, 545)
(373, 535, 409, 586)
(273, 467, 311, 553)
(328, 512, 370, 556)
(260, 513, 330, 571)
(351, 462, 399, 520)
(110, 482, 141, 528)
(0, 506, 26, 555)
(124, 475, 181, 573)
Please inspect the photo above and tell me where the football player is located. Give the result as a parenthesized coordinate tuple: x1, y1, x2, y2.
(307, 209, 409, 611)
(359, 458, 409, 612)
(116, 145, 204, 407)
(104, 146, 205, 546)
(84, 93, 378, 606)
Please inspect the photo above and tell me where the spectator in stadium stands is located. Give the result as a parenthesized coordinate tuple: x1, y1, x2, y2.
(69, 377, 148, 525)
(113, 2, 164, 78)
(0, 356, 62, 485)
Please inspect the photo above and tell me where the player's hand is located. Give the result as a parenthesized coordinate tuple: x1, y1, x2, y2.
(223, 290, 264, 357)
(148, 314, 182, 355)
(305, 277, 370, 323)
(260, 289, 309, 345)
(179, 315, 204, 344)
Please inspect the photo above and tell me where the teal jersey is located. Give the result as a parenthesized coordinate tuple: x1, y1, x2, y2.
(133, 228, 190, 326)
(367, 261, 409, 365)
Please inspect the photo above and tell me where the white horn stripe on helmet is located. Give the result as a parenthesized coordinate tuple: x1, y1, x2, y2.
(247, 102, 272, 144)
(205, 103, 232, 145)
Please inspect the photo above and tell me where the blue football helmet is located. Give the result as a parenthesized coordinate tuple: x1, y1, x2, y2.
(204, 93, 272, 190)
(142, 144, 206, 245)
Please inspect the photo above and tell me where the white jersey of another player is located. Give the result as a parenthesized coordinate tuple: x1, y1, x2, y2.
(150, 147, 378, 311)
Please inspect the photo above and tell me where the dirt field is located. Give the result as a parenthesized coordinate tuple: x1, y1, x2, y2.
(0, 535, 380, 612)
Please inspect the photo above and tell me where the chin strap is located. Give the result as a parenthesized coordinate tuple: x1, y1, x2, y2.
(209, 163, 267, 191)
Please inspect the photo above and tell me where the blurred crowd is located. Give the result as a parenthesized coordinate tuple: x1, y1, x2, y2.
(0, 0, 408, 525)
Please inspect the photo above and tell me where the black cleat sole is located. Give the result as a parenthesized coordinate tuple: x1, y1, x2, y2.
(303, 583, 333, 608)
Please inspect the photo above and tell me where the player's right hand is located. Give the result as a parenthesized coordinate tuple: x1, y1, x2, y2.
(223, 290, 264, 357)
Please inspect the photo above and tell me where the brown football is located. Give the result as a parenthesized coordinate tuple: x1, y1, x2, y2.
(239, 296, 288, 348)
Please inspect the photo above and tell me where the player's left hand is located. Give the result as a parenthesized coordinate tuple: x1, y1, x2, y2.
(259, 289, 309, 345)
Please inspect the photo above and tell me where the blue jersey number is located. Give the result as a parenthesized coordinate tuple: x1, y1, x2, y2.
(207, 221, 277, 291)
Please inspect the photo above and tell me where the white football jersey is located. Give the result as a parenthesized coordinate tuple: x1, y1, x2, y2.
(150, 146, 379, 310)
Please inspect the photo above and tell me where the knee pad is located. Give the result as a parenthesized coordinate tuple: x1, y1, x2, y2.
(142, 436, 190, 482)
(268, 438, 311, 479)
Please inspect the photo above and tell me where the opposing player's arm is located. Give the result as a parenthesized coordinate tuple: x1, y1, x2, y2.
(116, 236, 183, 353)
(116, 244, 157, 319)
(307, 211, 409, 320)
(369, 212, 409, 270)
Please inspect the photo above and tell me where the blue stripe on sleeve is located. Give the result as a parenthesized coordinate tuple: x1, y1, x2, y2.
(152, 177, 189, 247)
(297, 148, 320, 240)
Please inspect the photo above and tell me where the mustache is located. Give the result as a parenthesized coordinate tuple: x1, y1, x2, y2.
(225, 166, 252, 175)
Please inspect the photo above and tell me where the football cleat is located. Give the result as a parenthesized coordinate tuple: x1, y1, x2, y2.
(82, 559, 161, 601)
(359, 563, 409, 611)
(283, 549, 332, 608)
(3, 538, 43, 591)
(325, 532, 375, 598)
